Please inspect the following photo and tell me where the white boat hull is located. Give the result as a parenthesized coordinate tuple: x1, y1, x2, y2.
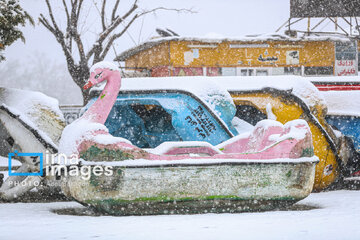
(61, 157, 318, 215)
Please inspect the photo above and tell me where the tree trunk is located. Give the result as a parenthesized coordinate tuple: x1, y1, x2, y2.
(69, 65, 91, 105)
(81, 87, 91, 105)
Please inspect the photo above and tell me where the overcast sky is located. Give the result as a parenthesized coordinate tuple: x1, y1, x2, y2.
(4, 0, 291, 62)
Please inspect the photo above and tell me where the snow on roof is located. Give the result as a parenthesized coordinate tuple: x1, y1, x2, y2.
(115, 32, 353, 61)
(321, 91, 360, 117)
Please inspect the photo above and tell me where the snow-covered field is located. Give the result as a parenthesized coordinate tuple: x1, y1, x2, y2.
(0, 190, 359, 240)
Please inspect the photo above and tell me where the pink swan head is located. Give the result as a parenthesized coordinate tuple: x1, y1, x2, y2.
(83, 61, 120, 89)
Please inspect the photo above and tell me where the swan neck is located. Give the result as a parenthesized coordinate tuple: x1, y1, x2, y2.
(82, 72, 121, 124)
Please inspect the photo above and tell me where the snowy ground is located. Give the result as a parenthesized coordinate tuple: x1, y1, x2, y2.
(0, 190, 359, 240)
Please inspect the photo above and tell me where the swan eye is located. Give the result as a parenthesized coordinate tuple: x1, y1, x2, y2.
(95, 72, 102, 79)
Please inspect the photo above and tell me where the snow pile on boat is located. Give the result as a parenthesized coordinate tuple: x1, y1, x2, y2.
(148, 141, 223, 155)
(210, 75, 326, 110)
(232, 116, 254, 133)
(0, 87, 65, 146)
(59, 118, 131, 156)
(321, 90, 360, 117)
(217, 119, 311, 153)
(268, 119, 309, 142)
(90, 61, 119, 74)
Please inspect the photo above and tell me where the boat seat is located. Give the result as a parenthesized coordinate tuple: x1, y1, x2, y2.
(152, 141, 222, 156)
(106, 105, 150, 148)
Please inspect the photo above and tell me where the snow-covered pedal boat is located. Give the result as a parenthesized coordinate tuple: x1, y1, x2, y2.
(62, 155, 318, 215)
(322, 90, 360, 186)
(210, 76, 345, 191)
(59, 62, 318, 215)
(0, 88, 65, 200)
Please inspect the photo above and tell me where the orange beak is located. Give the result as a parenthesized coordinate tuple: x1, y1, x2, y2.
(83, 81, 93, 90)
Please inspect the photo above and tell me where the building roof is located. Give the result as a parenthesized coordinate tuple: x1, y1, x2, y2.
(115, 32, 354, 61)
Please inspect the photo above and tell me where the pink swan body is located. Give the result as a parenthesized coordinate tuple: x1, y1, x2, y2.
(72, 62, 313, 161)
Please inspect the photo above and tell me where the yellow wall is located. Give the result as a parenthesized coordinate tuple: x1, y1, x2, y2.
(170, 40, 334, 67)
(170, 41, 220, 66)
(126, 43, 170, 69)
(302, 41, 334, 67)
(126, 40, 335, 69)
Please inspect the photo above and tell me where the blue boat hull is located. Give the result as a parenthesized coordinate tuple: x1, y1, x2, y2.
(326, 115, 360, 152)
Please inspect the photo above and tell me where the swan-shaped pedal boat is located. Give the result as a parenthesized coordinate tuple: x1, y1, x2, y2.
(58, 61, 318, 215)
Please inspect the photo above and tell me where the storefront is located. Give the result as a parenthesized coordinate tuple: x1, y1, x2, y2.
(115, 34, 359, 77)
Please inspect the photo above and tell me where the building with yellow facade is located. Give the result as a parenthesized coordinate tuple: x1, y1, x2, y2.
(115, 33, 359, 78)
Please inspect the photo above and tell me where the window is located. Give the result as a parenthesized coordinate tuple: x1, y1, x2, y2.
(304, 66, 333, 76)
(237, 68, 267, 76)
(284, 67, 301, 75)
(221, 67, 236, 76)
(235, 105, 267, 125)
(240, 69, 247, 76)
(256, 70, 268, 76)
(130, 104, 174, 134)
(105, 104, 181, 148)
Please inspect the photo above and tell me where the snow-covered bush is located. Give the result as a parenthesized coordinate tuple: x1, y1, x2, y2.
(0, 0, 34, 61)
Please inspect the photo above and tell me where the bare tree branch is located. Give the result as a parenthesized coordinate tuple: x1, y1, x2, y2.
(40, 0, 193, 104)
(100, 2, 137, 42)
(40, 18, 76, 73)
(38, 15, 55, 34)
(77, 0, 84, 19)
(62, 0, 72, 51)
(111, 0, 120, 22)
(62, 0, 70, 26)
(138, 7, 195, 18)
(100, 14, 138, 61)
(70, 0, 78, 28)
(66, 0, 86, 61)
(44, 0, 62, 34)
(101, 0, 107, 31)
(86, 1, 138, 61)
(39, 2, 76, 79)
(73, 32, 86, 62)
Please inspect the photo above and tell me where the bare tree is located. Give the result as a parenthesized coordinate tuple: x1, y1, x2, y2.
(39, 0, 193, 104)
